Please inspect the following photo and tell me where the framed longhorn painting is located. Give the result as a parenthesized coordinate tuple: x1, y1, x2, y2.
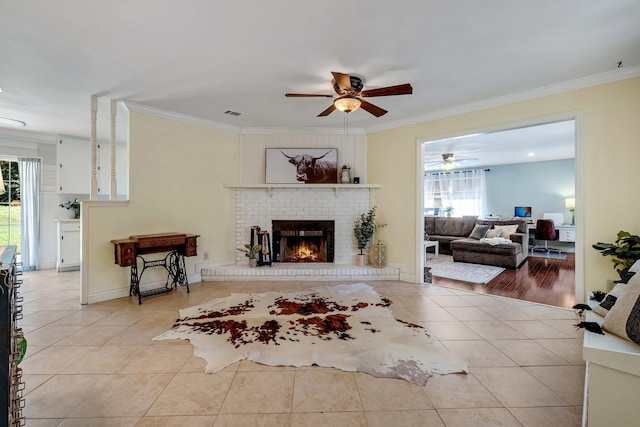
(265, 148, 338, 184)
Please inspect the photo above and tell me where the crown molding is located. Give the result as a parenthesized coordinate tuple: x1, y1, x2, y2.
(124, 102, 241, 134)
(365, 65, 640, 134)
(0, 128, 57, 144)
(239, 127, 365, 135)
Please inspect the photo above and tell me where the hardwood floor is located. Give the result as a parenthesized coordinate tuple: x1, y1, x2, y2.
(432, 253, 576, 308)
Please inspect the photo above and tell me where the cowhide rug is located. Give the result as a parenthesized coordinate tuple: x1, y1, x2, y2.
(153, 283, 468, 385)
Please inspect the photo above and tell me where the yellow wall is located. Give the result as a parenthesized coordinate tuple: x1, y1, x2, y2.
(368, 77, 640, 300)
(84, 112, 239, 300)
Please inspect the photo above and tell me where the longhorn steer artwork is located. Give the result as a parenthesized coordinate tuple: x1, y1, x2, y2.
(279, 149, 338, 183)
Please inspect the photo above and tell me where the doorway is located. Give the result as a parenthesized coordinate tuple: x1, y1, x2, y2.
(418, 117, 580, 308)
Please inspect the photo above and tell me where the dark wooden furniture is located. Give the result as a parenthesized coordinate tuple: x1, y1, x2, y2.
(1, 246, 23, 426)
(111, 233, 199, 304)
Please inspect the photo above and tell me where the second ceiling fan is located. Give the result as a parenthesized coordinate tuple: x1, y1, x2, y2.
(426, 153, 479, 170)
(285, 71, 412, 117)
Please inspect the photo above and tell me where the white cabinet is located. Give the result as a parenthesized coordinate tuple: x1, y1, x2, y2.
(57, 135, 90, 194)
(56, 219, 80, 271)
(57, 135, 128, 197)
(558, 227, 576, 242)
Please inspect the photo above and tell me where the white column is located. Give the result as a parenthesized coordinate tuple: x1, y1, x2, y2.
(110, 99, 118, 200)
(90, 95, 98, 199)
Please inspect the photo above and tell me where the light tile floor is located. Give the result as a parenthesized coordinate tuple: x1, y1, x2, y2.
(18, 270, 585, 426)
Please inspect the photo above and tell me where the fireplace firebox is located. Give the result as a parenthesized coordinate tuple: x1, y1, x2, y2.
(272, 220, 334, 263)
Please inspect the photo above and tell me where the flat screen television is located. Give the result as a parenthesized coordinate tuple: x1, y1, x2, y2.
(514, 206, 532, 218)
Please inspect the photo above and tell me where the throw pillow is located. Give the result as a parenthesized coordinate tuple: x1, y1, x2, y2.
(469, 224, 491, 240)
(602, 274, 640, 344)
(485, 227, 500, 238)
(493, 224, 519, 238)
(593, 282, 628, 316)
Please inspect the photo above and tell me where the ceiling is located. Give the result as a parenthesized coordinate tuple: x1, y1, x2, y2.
(423, 120, 576, 170)
(1, 1, 639, 140)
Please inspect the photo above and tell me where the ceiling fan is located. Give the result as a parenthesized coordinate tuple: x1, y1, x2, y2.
(285, 71, 413, 117)
(425, 153, 479, 170)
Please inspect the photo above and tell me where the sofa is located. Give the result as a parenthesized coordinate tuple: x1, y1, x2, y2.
(424, 216, 529, 268)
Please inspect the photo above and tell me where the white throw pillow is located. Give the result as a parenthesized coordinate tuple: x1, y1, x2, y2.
(602, 274, 640, 345)
(485, 227, 500, 238)
(493, 225, 519, 238)
(593, 282, 628, 316)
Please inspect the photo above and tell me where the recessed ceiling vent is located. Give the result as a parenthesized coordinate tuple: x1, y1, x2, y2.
(224, 110, 243, 116)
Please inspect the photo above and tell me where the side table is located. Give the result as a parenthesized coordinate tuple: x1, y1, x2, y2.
(424, 240, 439, 259)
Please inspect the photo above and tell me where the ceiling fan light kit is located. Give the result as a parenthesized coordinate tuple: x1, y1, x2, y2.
(334, 96, 361, 113)
(285, 71, 412, 118)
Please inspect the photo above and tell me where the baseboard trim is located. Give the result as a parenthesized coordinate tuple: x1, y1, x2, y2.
(87, 274, 202, 304)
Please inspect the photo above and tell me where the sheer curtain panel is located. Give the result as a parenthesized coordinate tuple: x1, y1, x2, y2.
(19, 157, 41, 270)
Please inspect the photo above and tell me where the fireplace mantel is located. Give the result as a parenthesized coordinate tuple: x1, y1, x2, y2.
(224, 183, 381, 197)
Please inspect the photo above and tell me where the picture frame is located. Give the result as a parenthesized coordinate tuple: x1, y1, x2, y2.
(265, 148, 338, 184)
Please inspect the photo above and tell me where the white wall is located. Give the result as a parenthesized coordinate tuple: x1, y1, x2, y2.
(485, 158, 575, 220)
(240, 132, 367, 183)
(82, 112, 240, 303)
(368, 76, 640, 301)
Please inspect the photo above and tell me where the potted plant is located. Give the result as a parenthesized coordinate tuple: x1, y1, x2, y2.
(354, 206, 386, 266)
(59, 199, 80, 219)
(593, 231, 640, 281)
(237, 244, 262, 268)
(443, 206, 454, 217)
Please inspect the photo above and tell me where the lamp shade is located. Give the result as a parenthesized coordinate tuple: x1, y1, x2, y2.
(565, 198, 575, 209)
(334, 96, 361, 113)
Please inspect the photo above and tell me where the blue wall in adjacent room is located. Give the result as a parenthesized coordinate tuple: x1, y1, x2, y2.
(485, 158, 575, 222)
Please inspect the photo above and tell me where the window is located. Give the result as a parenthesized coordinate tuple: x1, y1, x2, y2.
(0, 160, 21, 253)
(425, 169, 487, 217)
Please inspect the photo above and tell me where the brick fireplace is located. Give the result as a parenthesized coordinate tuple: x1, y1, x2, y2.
(234, 187, 370, 264)
(202, 185, 400, 281)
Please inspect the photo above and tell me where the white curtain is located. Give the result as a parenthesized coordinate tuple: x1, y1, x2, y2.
(434, 169, 487, 217)
(18, 157, 41, 270)
(424, 172, 436, 212)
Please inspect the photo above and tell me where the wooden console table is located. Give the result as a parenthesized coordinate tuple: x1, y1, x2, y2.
(111, 232, 199, 304)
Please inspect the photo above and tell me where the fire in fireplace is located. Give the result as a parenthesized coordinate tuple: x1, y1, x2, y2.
(272, 220, 334, 263)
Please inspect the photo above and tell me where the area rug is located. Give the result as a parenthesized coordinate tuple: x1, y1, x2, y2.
(154, 283, 467, 385)
(425, 255, 504, 284)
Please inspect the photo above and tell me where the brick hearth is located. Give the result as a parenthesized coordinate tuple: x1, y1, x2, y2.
(202, 262, 399, 281)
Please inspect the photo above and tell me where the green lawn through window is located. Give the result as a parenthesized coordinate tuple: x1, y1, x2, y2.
(0, 204, 21, 253)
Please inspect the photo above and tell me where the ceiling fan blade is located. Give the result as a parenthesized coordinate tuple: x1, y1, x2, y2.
(317, 104, 336, 117)
(331, 71, 353, 93)
(361, 83, 413, 97)
(285, 93, 334, 98)
(359, 99, 387, 117)
(425, 161, 444, 167)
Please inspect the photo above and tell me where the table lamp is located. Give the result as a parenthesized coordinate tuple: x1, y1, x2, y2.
(565, 198, 575, 226)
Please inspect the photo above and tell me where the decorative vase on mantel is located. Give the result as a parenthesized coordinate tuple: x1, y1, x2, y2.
(356, 254, 367, 267)
(341, 166, 351, 184)
(248, 258, 258, 268)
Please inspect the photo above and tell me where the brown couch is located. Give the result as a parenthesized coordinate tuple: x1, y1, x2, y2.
(424, 217, 528, 269)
